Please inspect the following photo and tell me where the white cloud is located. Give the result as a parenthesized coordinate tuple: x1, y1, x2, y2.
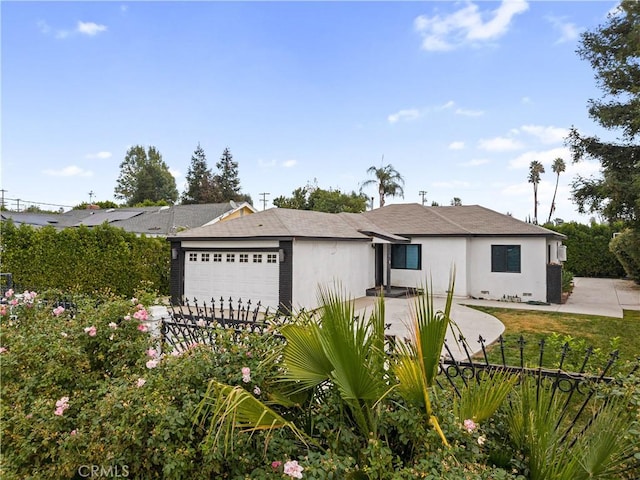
(282, 159, 297, 168)
(439, 100, 455, 110)
(258, 158, 277, 168)
(38, 20, 107, 39)
(388, 108, 421, 124)
(120, 5, 129, 13)
(508, 146, 570, 169)
(449, 141, 465, 150)
(478, 136, 523, 152)
(518, 124, 569, 144)
(85, 151, 112, 160)
(414, 0, 529, 51)
(547, 16, 581, 44)
(37, 20, 51, 34)
(77, 21, 107, 36)
(43, 166, 93, 177)
(461, 158, 490, 167)
(455, 108, 484, 117)
(169, 168, 181, 179)
(521, 96, 532, 104)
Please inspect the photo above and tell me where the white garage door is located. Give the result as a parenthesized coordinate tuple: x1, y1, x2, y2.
(184, 251, 280, 309)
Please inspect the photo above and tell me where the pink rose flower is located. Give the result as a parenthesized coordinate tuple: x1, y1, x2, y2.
(463, 419, 477, 432)
(136, 378, 146, 387)
(54, 396, 70, 416)
(133, 309, 148, 321)
(146, 359, 159, 369)
(137, 323, 148, 333)
(283, 460, 304, 479)
(271, 461, 282, 470)
(52, 306, 65, 316)
(146, 348, 158, 358)
(253, 386, 261, 395)
(70, 429, 77, 436)
(84, 326, 97, 337)
(5, 288, 14, 298)
(0, 347, 7, 354)
(108, 322, 118, 329)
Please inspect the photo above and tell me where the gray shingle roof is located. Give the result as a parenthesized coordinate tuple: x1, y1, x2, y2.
(1, 202, 253, 236)
(171, 203, 565, 241)
(361, 203, 565, 237)
(173, 208, 375, 240)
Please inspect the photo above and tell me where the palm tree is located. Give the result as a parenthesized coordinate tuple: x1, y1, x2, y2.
(528, 160, 545, 224)
(361, 158, 405, 208)
(546, 157, 566, 224)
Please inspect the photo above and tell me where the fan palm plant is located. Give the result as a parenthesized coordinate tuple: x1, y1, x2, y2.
(392, 273, 457, 447)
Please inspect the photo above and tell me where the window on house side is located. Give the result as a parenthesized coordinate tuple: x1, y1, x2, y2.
(201, 253, 210, 262)
(213, 253, 222, 262)
(491, 245, 521, 273)
(239, 254, 249, 263)
(226, 254, 235, 263)
(267, 254, 277, 264)
(253, 254, 262, 263)
(189, 253, 198, 262)
(391, 244, 421, 270)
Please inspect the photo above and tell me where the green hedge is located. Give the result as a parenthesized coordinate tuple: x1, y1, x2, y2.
(546, 222, 626, 278)
(610, 229, 640, 282)
(0, 221, 169, 297)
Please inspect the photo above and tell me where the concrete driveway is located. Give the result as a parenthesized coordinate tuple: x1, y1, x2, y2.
(354, 277, 640, 360)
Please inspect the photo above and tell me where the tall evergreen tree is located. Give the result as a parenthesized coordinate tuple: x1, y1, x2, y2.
(568, 0, 640, 226)
(114, 145, 178, 207)
(215, 147, 241, 201)
(181, 143, 219, 204)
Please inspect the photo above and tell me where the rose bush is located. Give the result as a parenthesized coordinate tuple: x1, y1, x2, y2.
(1, 286, 638, 480)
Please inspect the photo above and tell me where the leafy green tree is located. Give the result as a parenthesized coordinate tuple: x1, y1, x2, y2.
(450, 197, 462, 206)
(547, 158, 566, 224)
(528, 160, 545, 224)
(361, 160, 405, 208)
(181, 143, 219, 204)
(273, 182, 368, 213)
(568, 0, 640, 227)
(74, 200, 119, 210)
(114, 146, 178, 207)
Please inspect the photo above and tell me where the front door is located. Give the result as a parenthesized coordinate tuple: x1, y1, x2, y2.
(375, 244, 384, 286)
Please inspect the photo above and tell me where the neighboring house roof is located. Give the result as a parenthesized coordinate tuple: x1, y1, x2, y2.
(170, 203, 565, 241)
(1, 202, 256, 236)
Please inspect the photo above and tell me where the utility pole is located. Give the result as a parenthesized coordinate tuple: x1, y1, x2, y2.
(0, 189, 6, 210)
(259, 192, 270, 211)
(419, 190, 427, 206)
(88, 190, 95, 204)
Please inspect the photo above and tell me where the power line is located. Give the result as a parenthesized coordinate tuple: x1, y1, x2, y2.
(259, 192, 270, 211)
(419, 190, 428, 206)
(4, 197, 75, 211)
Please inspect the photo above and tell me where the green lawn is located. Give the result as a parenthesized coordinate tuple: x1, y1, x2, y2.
(468, 307, 640, 375)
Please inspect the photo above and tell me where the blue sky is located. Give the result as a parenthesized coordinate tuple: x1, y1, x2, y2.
(1, 1, 621, 222)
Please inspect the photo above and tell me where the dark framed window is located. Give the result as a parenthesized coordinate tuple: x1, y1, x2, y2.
(391, 244, 421, 270)
(491, 245, 521, 273)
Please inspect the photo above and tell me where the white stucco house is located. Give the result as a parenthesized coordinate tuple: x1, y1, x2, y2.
(168, 203, 567, 311)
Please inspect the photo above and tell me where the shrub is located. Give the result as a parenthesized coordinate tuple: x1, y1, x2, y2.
(547, 222, 625, 277)
(0, 220, 170, 297)
(610, 228, 640, 283)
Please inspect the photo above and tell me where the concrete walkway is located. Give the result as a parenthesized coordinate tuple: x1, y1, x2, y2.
(354, 277, 640, 360)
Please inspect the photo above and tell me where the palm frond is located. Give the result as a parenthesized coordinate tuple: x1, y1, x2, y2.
(280, 323, 333, 392)
(454, 369, 517, 424)
(195, 380, 310, 456)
